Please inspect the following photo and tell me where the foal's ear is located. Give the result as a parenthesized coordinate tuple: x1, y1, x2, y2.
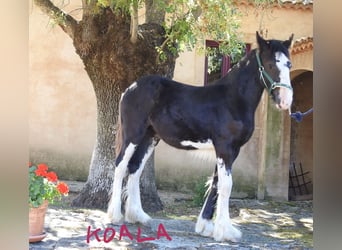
(283, 34, 294, 49)
(256, 31, 269, 51)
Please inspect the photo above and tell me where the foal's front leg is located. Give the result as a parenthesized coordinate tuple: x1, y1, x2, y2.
(213, 158, 242, 242)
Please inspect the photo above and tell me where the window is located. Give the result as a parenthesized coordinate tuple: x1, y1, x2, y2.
(204, 41, 251, 85)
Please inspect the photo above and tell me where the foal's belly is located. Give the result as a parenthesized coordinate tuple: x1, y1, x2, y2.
(155, 129, 214, 150)
(150, 110, 213, 150)
(179, 139, 214, 149)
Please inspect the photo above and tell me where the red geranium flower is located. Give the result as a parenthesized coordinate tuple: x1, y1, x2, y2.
(35, 163, 48, 177)
(57, 182, 69, 195)
(29, 163, 69, 208)
(46, 171, 58, 182)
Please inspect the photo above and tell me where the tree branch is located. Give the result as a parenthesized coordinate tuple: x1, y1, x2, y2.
(34, 0, 78, 40)
(130, 0, 139, 44)
(145, 0, 166, 24)
(82, 0, 98, 18)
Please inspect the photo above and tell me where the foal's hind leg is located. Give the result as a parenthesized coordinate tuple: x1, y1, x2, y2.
(125, 134, 157, 224)
(196, 165, 218, 237)
(108, 143, 136, 223)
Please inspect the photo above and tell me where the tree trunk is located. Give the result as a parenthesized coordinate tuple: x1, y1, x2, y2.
(71, 78, 120, 208)
(70, 9, 176, 210)
(140, 152, 163, 212)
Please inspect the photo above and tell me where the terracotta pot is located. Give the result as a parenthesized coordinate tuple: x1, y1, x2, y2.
(29, 200, 48, 242)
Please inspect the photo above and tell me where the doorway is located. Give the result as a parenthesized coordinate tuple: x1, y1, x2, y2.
(289, 71, 313, 200)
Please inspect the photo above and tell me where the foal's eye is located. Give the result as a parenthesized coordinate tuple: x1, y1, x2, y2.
(275, 59, 280, 63)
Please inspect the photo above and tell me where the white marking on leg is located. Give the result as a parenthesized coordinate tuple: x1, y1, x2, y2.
(180, 139, 213, 149)
(213, 158, 242, 242)
(125, 143, 155, 224)
(107, 143, 136, 223)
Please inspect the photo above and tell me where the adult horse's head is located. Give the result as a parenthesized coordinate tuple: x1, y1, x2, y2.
(256, 31, 294, 110)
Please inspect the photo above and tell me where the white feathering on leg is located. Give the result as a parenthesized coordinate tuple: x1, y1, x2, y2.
(107, 143, 136, 223)
(213, 158, 242, 242)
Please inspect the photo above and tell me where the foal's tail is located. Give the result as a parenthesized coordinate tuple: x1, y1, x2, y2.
(115, 101, 123, 159)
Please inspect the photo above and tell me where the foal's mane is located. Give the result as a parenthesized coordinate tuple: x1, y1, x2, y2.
(229, 38, 290, 74)
(268, 39, 290, 57)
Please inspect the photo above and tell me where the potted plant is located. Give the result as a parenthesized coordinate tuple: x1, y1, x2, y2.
(29, 163, 69, 242)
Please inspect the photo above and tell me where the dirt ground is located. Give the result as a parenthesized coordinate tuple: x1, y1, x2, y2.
(29, 189, 313, 249)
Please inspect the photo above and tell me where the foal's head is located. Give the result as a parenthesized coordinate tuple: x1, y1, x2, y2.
(256, 32, 294, 110)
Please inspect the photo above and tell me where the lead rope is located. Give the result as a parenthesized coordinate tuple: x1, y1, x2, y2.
(289, 108, 313, 122)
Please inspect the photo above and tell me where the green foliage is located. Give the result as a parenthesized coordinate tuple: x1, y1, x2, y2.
(89, 0, 275, 60)
(97, 0, 143, 13)
(157, 0, 246, 60)
(206, 44, 246, 77)
(253, 0, 278, 7)
(48, 10, 67, 28)
(192, 176, 208, 207)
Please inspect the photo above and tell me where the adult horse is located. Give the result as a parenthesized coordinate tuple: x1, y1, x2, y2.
(108, 32, 294, 242)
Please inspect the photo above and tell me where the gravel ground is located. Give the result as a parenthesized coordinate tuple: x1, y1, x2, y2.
(29, 189, 313, 250)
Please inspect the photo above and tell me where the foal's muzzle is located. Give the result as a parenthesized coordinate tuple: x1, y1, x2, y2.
(272, 86, 293, 110)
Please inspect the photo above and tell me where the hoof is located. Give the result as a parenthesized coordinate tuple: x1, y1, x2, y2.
(195, 217, 214, 237)
(107, 205, 124, 224)
(107, 211, 124, 224)
(213, 220, 242, 242)
(125, 208, 151, 224)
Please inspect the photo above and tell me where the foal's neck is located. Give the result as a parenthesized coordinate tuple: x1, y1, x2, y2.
(224, 49, 265, 114)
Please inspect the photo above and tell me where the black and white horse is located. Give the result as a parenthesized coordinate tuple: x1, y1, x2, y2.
(108, 32, 294, 242)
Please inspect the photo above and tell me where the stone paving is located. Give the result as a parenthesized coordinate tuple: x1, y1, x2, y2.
(29, 183, 313, 249)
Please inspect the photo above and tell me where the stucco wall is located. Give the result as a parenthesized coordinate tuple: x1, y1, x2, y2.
(29, 2, 96, 180)
(239, 3, 312, 43)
